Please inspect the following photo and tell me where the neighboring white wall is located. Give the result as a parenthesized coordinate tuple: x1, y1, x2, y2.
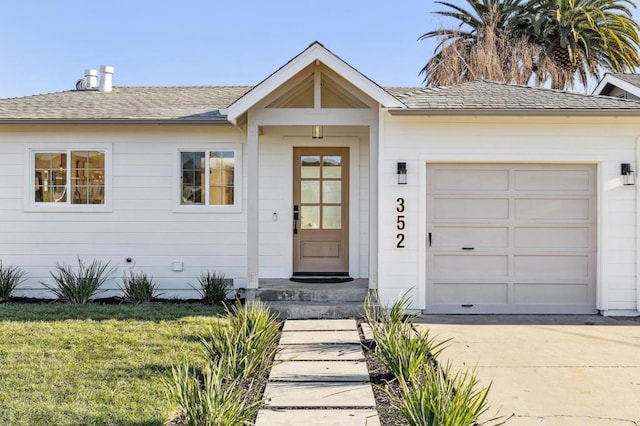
(0, 124, 247, 298)
(377, 115, 639, 315)
(256, 126, 369, 279)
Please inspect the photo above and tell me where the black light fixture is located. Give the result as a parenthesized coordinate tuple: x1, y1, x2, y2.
(311, 125, 323, 139)
(621, 163, 636, 186)
(397, 162, 407, 184)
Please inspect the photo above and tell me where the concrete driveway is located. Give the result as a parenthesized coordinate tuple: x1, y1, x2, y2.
(415, 315, 640, 426)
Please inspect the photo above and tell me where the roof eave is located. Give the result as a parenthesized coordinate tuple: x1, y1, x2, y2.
(0, 118, 233, 125)
(593, 74, 640, 98)
(386, 108, 640, 117)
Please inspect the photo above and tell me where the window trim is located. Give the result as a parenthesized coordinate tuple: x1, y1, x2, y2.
(24, 143, 113, 212)
(174, 144, 242, 213)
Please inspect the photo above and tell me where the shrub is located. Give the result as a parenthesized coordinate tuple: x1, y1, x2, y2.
(395, 362, 498, 426)
(364, 290, 447, 384)
(43, 258, 116, 304)
(193, 271, 229, 305)
(120, 269, 161, 303)
(0, 261, 26, 302)
(168, 361, 261, 426)
(200, 301, 280, 380)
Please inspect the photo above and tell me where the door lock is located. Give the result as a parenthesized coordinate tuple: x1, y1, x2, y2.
(293, 205, 299, 234)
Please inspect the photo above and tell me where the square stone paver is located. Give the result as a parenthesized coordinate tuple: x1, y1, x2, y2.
(283, 319, 357, 332)
(264, 382, 376, 408)
(360, 323, 374, 341)
(269, 360, 369, 382)
(255, 409, 381, 426)
(279, 330, 361, 345)
(277, 344, 364, 361)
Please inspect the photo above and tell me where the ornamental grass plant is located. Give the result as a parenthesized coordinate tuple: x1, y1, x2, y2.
(0, 261, 26, 302)
(168, 362, 262, 426)
(168, 300, 280, 424)
(120, 269, 161, 303)
(43, 258, 116, 304)
(200, 301, 280, 379)
(395, 362, 500, 426)
(364, 290, 500, 426)
(193, 271, 229, 305)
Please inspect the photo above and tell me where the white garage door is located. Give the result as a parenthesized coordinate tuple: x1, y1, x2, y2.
(426, 164, 597, 314)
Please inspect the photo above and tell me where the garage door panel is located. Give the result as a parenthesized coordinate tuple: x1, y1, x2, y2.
(434, 169, 509, 191)
(514, 198, 590, 220)
(433, 283, 507, 304)
(434, 198, 509, 219)
(515, 227, 590, 249)
(514, 170, 591, 192)
(514, 255, 589, 277)
(513, 283, 589, 304)
(434, 255, 508, 277)
(433, 226, 509, 249)
(426, 163, 596, 314)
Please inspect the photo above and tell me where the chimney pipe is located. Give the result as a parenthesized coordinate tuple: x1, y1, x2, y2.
(99, 65, 114, 92)
(85, 69, 98, 89)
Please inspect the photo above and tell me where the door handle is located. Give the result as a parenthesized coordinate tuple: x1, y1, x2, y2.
(293, 205, 299, 234)
(428, 232, 432, 247)
(462, 247, 475, 250)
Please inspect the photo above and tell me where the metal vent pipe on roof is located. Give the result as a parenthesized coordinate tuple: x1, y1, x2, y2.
(85, 69, 98, 89)
(99, 65, 114, 92)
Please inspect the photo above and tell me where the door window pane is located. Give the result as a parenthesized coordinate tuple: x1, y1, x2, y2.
(322, 156, 341, 178)
(301, 181, 320, 203)
(322, 206, 341, 229)
(301, 206, 320, 229)
(322, 181, 341, 204)
(301, 156, 320, 178)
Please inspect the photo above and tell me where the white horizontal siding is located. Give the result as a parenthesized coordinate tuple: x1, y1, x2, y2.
(379, 115, 639, 314)
(0, 125, 249, 296)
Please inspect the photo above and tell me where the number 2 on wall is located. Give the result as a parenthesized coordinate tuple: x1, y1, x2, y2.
(396, 197, 405, 248)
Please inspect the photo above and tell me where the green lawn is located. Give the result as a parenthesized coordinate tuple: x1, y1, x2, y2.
(0, 303, 223, 426)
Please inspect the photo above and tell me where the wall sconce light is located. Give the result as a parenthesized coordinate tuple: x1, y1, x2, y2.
(621, 163, 636, 186)
(397, 162, 407, 184)
(312, 125, 323, 139)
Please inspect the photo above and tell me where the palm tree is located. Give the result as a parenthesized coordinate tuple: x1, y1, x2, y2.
(420, 0, 640, 90)
(418, 0, 529, 86)
(515, 0, 640, 90)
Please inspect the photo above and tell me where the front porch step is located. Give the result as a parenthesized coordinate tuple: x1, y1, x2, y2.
(263, 301, 365, 319)
(257, 279, 368, 303)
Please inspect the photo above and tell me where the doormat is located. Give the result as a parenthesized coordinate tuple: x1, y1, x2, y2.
(289, 276, 354, 283)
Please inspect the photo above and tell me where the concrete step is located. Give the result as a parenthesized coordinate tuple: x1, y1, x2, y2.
(265, 301, 365, 319)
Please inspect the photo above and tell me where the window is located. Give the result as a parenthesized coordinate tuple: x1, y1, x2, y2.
(33, 150, 106, 205)
(180, 149, 239, 209)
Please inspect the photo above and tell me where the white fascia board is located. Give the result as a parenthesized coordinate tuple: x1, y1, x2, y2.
(593, 74, 640, 98)
(226, 43, 405, 124)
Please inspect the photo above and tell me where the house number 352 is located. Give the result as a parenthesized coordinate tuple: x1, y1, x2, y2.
(396, 197, 405, 248)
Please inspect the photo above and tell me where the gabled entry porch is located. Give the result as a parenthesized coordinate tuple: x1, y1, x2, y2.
(224, 43, 405, 310)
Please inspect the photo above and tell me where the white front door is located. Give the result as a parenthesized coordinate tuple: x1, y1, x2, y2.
(426, 163, 597, 314)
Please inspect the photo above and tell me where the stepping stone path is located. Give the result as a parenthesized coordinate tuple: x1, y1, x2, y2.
(256, 319, 380, 426)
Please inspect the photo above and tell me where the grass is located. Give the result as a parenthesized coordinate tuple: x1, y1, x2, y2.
(0, 303, 223, 426)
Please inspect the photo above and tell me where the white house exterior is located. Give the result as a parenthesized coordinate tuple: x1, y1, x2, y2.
(2, 42, 640, 316)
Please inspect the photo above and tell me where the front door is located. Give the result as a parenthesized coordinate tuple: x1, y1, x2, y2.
(293, 147, 349, 274)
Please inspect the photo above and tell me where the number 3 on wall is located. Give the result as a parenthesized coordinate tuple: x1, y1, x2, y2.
(396, 197, 405, 248)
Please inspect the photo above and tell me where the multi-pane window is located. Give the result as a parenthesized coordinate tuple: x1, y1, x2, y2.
(181, 151, 235, 206)
(34, 151, 105, 204)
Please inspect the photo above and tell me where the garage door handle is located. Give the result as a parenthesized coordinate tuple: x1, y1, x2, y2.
(462, 247, 474, 250)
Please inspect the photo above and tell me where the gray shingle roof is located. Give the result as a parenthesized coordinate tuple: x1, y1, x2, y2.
(385, 80, 640, 111)
(0, 86, 252, 121)
(1, 79, 640, 122)
(607, 73, 640, 87)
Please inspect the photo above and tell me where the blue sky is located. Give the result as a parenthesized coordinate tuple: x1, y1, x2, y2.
(0, 0, 468, 98)
(1, 1, 639, 99)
